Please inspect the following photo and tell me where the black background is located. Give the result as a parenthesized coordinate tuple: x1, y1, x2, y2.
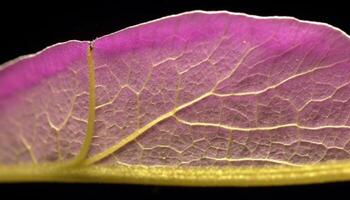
(1, 1, 349, 64)
(1, 0, 350, 198)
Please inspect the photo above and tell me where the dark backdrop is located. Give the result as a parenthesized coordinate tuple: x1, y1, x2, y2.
(0, 0, 349, 198)
(1, 1, 349, 64)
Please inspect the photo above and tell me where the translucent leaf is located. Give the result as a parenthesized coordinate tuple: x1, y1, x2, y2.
(1, 11, 350, 186)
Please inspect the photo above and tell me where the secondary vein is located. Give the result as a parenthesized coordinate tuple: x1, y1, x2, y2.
(83, 92, 212, 165)
(72, 43, 96, 165)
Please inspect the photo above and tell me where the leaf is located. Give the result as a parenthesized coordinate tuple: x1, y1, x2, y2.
(1, 11, 350, 186)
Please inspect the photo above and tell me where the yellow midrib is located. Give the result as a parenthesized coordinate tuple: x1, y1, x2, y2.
(2, 160, 350, 186)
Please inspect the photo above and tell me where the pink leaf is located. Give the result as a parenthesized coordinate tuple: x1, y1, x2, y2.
(1, 11, 350, 186)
